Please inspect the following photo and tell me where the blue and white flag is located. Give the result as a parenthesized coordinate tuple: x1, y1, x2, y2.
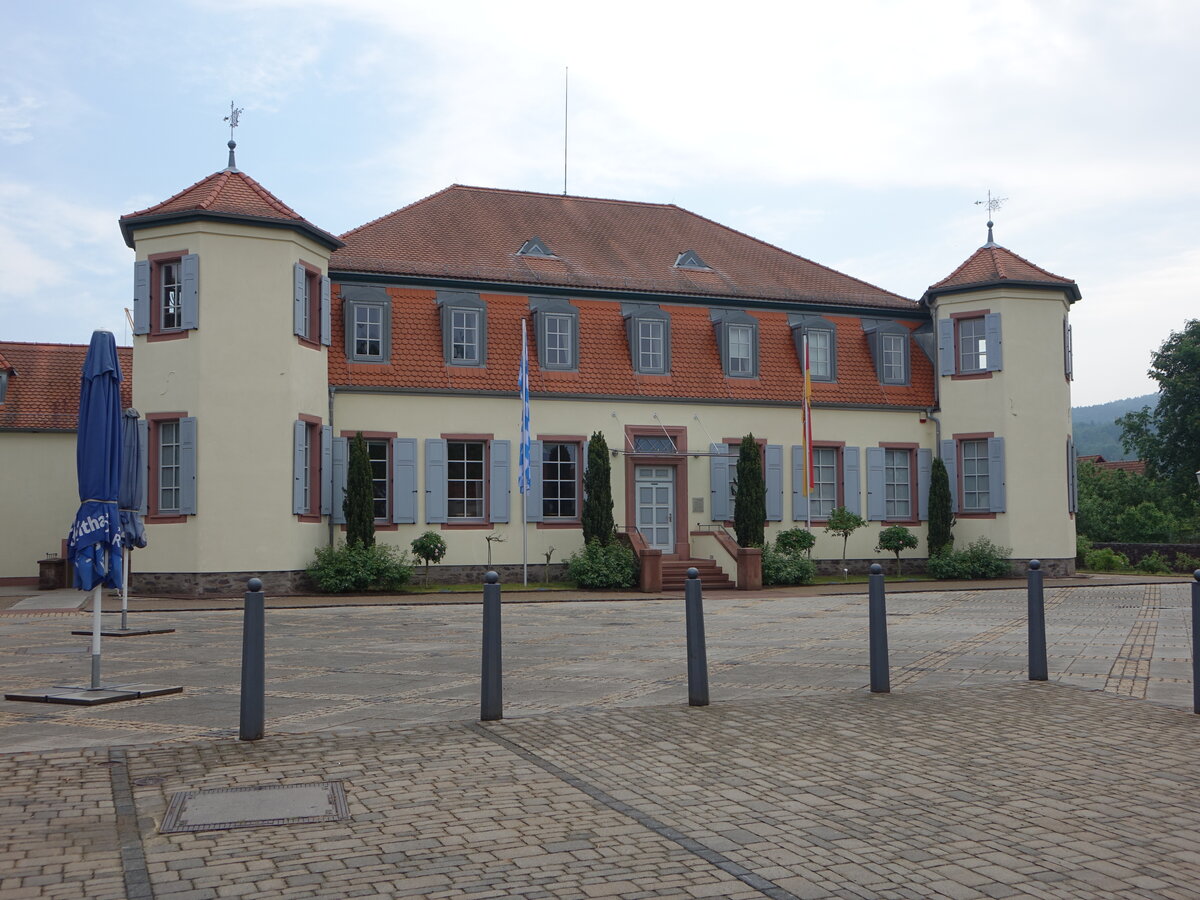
(518, 319, 531, 494)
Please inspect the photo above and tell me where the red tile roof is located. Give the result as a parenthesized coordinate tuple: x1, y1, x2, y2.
(0, 342, 133, 431)
(329, 288, 934, 409)
(333, 186, 917, 311)
(1078, 455, 1146, 475)
(926, 243, 1078, 299)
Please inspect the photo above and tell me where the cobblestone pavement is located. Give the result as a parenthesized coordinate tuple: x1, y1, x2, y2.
(0, 582, 1197, 898)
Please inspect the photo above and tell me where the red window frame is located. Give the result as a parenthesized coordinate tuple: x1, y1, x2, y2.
(950, 309, 993, 381)
(146, 250, 189, 343)
(807, 440, 845, 524)
(441, 432, 494, 530)
(879, 441, 919, 525)
(537, 434, 585, 528)
(296, 414, 323, 522)
(339, 430, 398, 531)
(146, 412, 187, 523)
(952, 431, 997, 519)
(296, 260, 322, 348)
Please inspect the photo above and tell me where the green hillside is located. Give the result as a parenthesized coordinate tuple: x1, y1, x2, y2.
(1071, 393, 1158, 460)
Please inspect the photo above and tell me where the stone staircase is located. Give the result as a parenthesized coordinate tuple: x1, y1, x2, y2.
(661, 558, 735, 591)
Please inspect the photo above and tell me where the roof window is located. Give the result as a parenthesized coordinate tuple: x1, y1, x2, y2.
(517, 237, 556, 258)
(674, 250, 711, 270)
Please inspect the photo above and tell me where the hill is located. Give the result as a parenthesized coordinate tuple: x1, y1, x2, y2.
(1071, 393, 1158, 460)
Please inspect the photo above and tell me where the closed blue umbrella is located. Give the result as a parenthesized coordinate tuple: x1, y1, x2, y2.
(66, 331, 123, 688)
(117, 407, 146, 631)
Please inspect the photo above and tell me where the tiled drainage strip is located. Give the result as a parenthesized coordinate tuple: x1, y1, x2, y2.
(160, 782, 349, 833)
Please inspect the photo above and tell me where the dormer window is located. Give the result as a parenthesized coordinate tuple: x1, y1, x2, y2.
(711, 309, 759, 378)
(674, 250, 710, 270)
(517, 237, 556, 258)
(530, 297, 579, 371)
(862, 320, 911, 386)
(622, 303, 671, 375)
(788, 314, 838, 382)
(0, 368, 9, 404)
(437, 291, 487, 367)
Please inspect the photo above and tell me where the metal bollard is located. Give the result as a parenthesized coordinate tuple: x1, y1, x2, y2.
(239, 577, 265, 742)
(684, 567, 709, 707)
(868, 563, 890, 693)
(1027, 560, 1048, 681)
(1192, 570, 1200, 715)
(480, 571, 503, 721)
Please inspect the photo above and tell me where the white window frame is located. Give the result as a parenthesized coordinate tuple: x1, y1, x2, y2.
(158, 420, 181, 514)
(958, 317, 987, 373)
(541, 441, 580, 520)
(728, 323, 754, 376)
(544, 314, 572, 368)
(881, 333, 906, 384)
(808, 328, 833, 380)
(884, 448, 912, 520)
(960, 439, 990, 511)
(638, 318, 665, 373)
(447, 440, 487, 520)
(160, 260, 183, 331)
(811, 446, 839, 519)
(451, 308, 480, 364)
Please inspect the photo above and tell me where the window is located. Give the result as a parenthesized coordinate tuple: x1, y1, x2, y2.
(937, 313, 1003, 376)
(712, 310, 759, 378)
(960, 439, 989, 510)
(437, 291, 487, 367)
(518, 237, 555, 258)
(531, 298, 579, 370)
(366, 439, 390, 520)
(293, 419, 331, 517)
(811, 447, 838, 518)
(623, 303, 672, 375)
(884, 448, 912, 519)
(344, 286, 391, 363)
(132, 254, 199, 337)
(293, 262, 330, 346)
(881, 334, 906, 383)
(144, 415, 196, 518)
(451, 310, 479, 363)
(542, 442, 579, 519)
(789, 316, 838, 382)
(795, 444, 861, 521)
(674, 250, 710, 270)
(863, 321, 911, 385)
(447, 441, 486, 519)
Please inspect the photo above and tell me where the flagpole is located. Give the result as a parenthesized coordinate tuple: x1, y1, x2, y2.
(519, 321, 531, 586)
(803, 333, 814, 532)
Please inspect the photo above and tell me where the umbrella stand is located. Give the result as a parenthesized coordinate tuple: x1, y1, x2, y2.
(121, 548, 129, 631)
(90, 585, 102, 689)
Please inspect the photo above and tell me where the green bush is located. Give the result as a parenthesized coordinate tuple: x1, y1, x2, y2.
(567, 540, 637, 589)
(875, 525, 919, 575)
(1174, 552, 1200, 573)
(927, 537, 1013, 580)
(411, 531, 448, 582)
(761, 544, 817, 586)
(774, 527, 816, 556)
(1076, 534, 1093, 562)
(306, 543, 413, 593)
(1083, 547, 1129, 571)
(1134, 551, 1171, 574)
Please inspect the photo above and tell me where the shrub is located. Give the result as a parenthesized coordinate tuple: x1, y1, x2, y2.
(1174, 552, 1200, 573)
(927, 457, 954, 556)
(411, 531, 448, 582)
(1134, 551, 1171, 574)
(344, 432, 375, 548)
(1076, 534, 1093, 562)
(761, 544, 817, 586)
(875, 525, 919, 576)
(733, 434, 765, 548)
(306, 543, 412, 593)
(927, 537, 1012, 580)
(824, 506, 866, 566)
(582, 432, 615, 545)
(567, 539, 636, 589)
(1083, 547, 1129, 571)
(775, 527, 816, 556)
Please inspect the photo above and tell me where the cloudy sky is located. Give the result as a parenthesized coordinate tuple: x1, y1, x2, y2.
(2, 0, 1196, 406)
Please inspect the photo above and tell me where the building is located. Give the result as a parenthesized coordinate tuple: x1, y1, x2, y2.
(0, 150, 1081, 592)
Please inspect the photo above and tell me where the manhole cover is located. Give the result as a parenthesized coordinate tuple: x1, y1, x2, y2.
(160, 781, 349, 833)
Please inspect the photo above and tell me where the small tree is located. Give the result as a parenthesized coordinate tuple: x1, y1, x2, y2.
(345, 432, 375, 548)
(927, 456, 954, 556)
(411, 531, 447, 584)
(824, 506, 865, 568)
(582, 431, 615, 545)
(775, 527, 816, 557)
(733, 434, 765, 547)
(876, 525, 919, 575)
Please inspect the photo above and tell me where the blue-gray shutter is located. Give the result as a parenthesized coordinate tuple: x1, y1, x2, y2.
(941, 440, 958, 514)
(489, 440, 511, 524)
(842, 447, 861, 516)
(136, 420, 148, 515)
(292, 420, 307, 514)
(917, 448, 932, 520)
(133, 261, 151, 335)
(765, 444, 783, 522)
(1067, 437, 1078, 514)
(527, 440, 544, 523)
(865, 447, 885, 521)
(320, 276, 331, 346)
(710, 443, 731, 521)
(1063, 319, 1073, 380)
(331, 437, 348, 524)
(937, 318, 955, 376)
(987, 437, 1006, 513)
(180, 254, 199, 330)
(984, 312, 1003, 372)
(320, 426, 332, 515)
(791, 445, 809, 521)
(425, 439, 447, 523)
(392, 438, 417, 524)
(293, 264, 307, 337)
(178, 417, 197, 515)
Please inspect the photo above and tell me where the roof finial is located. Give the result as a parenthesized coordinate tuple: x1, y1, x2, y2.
(223, 101, 244, 171)
(974, 189, 1006, 247)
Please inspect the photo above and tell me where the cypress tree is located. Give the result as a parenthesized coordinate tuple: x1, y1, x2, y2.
(345, 432, 376, 548)
(733, 434, 765, 547)
(927, 456, 954, 556)
(582, 431, 615, 545)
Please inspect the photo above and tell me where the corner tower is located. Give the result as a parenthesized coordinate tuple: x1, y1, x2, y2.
(119, 146, 343, 593)
(922, 222, 1081, 574)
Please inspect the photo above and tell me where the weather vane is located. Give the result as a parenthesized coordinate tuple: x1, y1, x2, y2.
(975, 189, 1006, 244)
(223, 101, 244, 170)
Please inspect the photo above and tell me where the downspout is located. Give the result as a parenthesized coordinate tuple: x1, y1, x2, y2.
(927, 298, 942, 454)
(327, 385, 337, 548)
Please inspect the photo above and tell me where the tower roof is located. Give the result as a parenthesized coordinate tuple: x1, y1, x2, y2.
(923, 240, 1080, 305)
(119, 169, 343, 250)
(333, 185, 917, 311)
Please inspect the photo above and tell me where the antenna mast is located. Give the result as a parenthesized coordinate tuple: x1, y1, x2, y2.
(563, 67, 569, 195)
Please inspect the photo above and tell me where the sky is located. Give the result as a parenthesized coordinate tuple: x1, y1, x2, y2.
(2, 0, 1196, 407)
